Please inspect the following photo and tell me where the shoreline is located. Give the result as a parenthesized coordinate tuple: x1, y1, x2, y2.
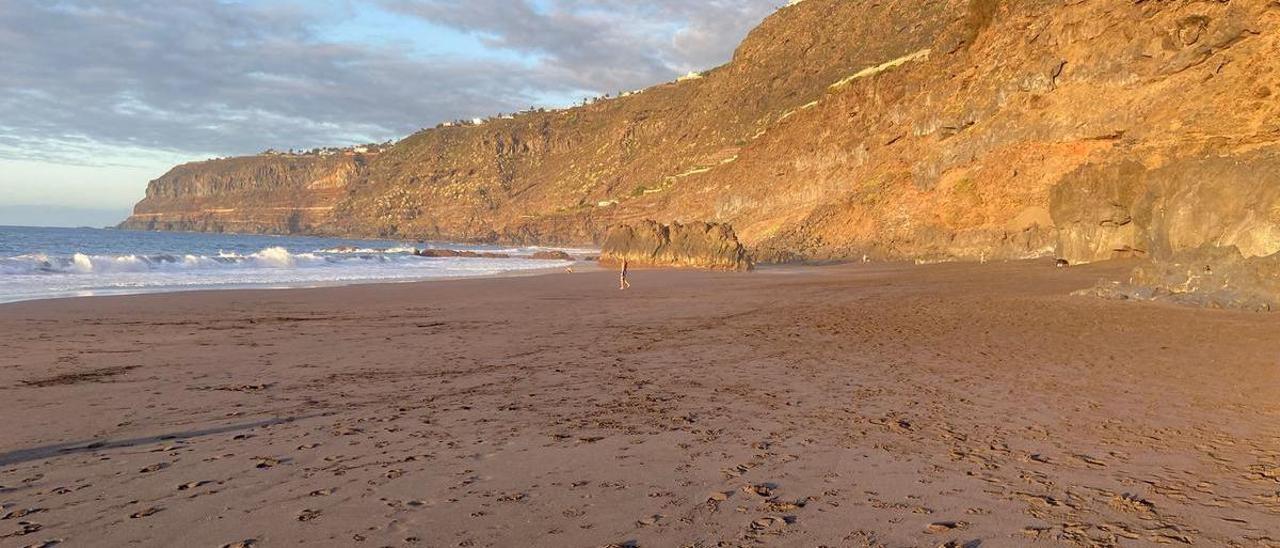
(105, 226, 603, 255)
(3, 259, 1277, 547)
(0, 225, 602, 306)
(0, 260, 592, 307)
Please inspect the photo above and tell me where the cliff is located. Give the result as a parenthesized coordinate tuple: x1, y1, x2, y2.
(599, 221, 752, 271)
(123, 0, 1280, 270)
(121, 154, 365, 234)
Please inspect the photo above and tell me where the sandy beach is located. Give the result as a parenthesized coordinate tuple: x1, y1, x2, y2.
(2, 261, 1279, 548)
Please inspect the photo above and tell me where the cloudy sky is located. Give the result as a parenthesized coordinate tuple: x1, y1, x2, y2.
(0, 0, 780, 226)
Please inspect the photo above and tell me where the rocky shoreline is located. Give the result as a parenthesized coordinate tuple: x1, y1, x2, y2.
(119, 0, 1280, 306)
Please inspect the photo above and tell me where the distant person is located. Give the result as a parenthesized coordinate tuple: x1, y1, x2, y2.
(619, 260, 631, 290)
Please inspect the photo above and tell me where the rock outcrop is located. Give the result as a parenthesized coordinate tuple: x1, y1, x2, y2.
(1051, 152, 1280, 265)
(1053, 151, 1280, 308)
(415, 249, 510, 259)
(529, 251, 575, 261)
(121, 0, 1280, 298)
(599, 221, 752, 271)
(1080, 246, 1280, 312)
(120, 154, 364, 234)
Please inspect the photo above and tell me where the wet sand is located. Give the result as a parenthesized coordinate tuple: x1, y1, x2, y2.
(1, 261, 1278, 547)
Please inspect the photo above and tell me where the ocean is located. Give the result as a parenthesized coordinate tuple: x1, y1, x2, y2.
(0, 226, 586, 304)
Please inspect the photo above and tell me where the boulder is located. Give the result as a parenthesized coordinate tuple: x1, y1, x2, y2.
(529, 250, 574, 261)
(599, 221, 752, 271)
(1079, 246, 1280, 312)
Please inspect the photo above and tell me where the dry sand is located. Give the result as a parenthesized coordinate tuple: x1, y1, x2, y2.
(1, 261, 1278, 547)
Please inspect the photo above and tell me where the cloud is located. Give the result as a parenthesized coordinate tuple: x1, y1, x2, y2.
(0, 0, 778, 166)
(385, 0, 778, 91)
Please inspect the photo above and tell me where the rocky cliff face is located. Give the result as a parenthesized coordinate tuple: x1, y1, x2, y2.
(124, 0, 1280, 272)
(599, 221, 752, 271)
(120, 155, 364, 234)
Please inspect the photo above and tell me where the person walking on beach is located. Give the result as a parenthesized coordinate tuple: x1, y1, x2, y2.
(619, 260, 631, 290)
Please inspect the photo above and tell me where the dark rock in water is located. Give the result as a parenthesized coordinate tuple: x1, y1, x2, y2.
(529, 250, 574, 261)
(599, 221, 752, 271)
(415, 249, 510, 259)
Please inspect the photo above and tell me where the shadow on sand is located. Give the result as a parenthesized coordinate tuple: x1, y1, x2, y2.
(0, 415, 312, 468)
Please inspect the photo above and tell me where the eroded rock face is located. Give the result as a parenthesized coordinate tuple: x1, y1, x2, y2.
(119, 155, 362, 234)
(599, 221, 752, 271)
(1133, 247, 1280, 311)
(529, 250, 574, 261)
(1050, 161, 1149, 264)
(1052, 152, 1280, 265)
(1080, 246, 1280, 312)
(1054, 151, 1280, 308)
(120, 0, 1280, 286)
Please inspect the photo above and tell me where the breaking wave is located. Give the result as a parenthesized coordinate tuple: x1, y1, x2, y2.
(0, 226, 589, 303)
(0, 247, 400, 276)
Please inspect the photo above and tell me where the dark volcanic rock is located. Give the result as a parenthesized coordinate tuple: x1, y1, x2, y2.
(415, 249, 510, 259)
(1080, 246, 1280, 312)
(599, 221, 752, 271)
(529, 251, 574, 261)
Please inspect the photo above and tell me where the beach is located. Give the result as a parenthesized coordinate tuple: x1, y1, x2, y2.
(2, 260, 1278, 547)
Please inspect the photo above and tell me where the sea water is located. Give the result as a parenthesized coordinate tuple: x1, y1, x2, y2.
(0, 226, 588, 304)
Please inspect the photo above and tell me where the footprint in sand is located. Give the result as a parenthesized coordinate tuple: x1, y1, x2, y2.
(749, 515, 794, 532)
(1071, 454, 1107, 468)
(129, 507, 163, 519)
(763, 497, 808, 512)
(1026, 453, 1052, 464)
(252, 457, 285, 469)
(219, 540, 257, 548)
(925, 521, 968, 534)
(936, 541, 982, 548)
(296, 509, 321, 522)
(5, 521, 43, 538)
(178, 481, 214, 491)
(2, 508, 46, 520)
(707, 491, 731, 503)
(635, 514, 664, 527)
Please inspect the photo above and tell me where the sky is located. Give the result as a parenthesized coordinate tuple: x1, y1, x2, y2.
(0, 0, 781, 227)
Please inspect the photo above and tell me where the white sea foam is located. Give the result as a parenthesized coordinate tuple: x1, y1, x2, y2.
(0, 243, 582, 304)
(316, 245, 417, 255)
